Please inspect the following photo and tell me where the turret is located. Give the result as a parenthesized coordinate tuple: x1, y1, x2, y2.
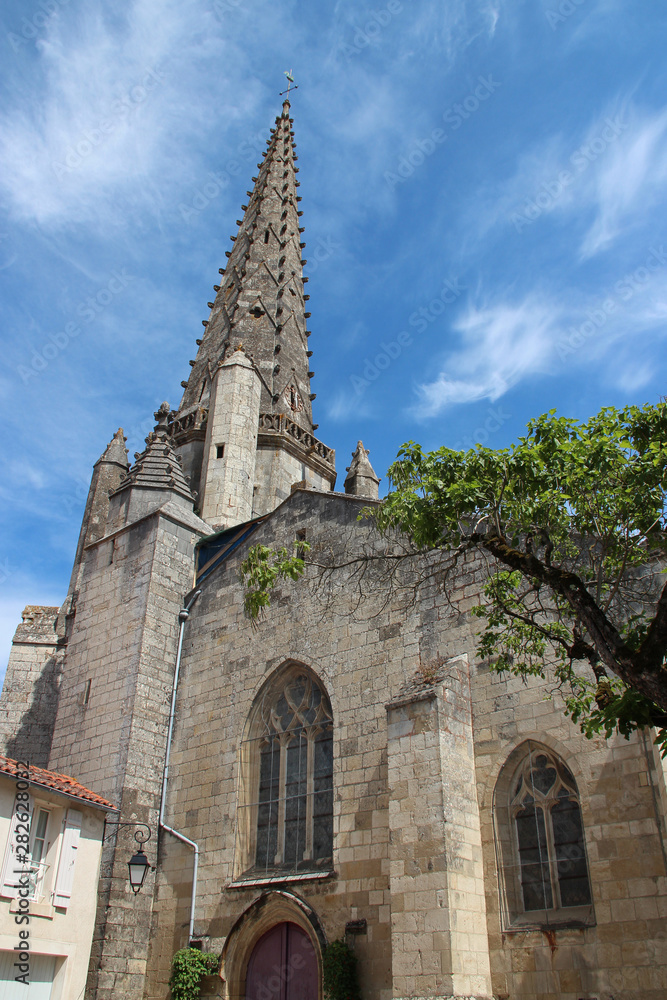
(107, 403, 195, 529)
(67, 428, 129, 597)
(344, 441, 380, 500)
(199, 345, 262, 527)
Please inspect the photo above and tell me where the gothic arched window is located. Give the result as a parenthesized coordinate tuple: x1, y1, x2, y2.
(494, 743, 593, 927)
(236, 666, 334, 880)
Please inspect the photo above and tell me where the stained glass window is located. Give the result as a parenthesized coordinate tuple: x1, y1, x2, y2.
(511, 749, 592, 913)
(239, 668, 334, 878)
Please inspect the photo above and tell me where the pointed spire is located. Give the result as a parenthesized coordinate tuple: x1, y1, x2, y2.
(344, 441, 380, 500)
(97, 427, 129, 468)
(111, 403, 195, 506)
(177, 97, 314, 433)
(66, 429, 130, 597)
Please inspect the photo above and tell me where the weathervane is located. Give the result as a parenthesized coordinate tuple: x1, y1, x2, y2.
(280, 70, 298, 97)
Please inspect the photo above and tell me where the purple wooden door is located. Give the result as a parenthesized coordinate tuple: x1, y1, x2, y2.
(245, 922, 318, 1000)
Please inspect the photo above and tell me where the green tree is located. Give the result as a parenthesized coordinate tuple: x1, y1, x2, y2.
(375, 402, 667, 751)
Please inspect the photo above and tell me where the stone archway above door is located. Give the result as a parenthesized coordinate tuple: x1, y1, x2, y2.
(219, 890, 326, 1000)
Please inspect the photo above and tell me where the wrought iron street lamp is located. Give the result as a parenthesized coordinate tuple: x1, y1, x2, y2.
(103, 820, 153, 895)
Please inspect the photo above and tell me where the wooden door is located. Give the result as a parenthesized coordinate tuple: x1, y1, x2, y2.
(245, 922, 318, 1000)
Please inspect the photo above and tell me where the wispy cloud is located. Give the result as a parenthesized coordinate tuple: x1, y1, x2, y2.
(415, 296, 558, 416)
(460, 101, 667, 260)
(0, 0, 260, 226)
(415, 248, 667, 417)
(580, 107, 667, 257)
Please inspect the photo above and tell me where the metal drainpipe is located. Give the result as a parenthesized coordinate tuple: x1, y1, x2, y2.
(160, 589, 202, 943)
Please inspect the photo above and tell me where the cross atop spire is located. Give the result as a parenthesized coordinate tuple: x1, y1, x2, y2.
(280, 69, 298, 100)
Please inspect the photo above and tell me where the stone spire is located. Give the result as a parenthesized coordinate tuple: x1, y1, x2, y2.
(116, 403, 194, 500)
(101, 427, 131, 467)
(344, 441, 380, 500)
(176, 97, 314, 431)
(109, 403, 195, 526)
(67, 428, 129, 597)
(170, 95, 336, 512)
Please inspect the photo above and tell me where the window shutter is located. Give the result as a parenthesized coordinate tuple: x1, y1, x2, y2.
(0, 793, 33, 898)
(53, 808, 82, 908)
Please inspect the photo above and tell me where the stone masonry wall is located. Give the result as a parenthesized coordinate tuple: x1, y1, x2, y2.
(253, 447, 334, 516)
(48, 507, 208, 1000)
(472, 664, 667, 1000)
(147, 491, 416, 1000)
(200, 354, 262, 528)
(145, 487, 667, 1000)
(387, 660, 493, 999)
(0, 606, 63, 767)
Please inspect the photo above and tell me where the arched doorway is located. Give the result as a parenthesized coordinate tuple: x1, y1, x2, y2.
(245, 922, 318, 1000)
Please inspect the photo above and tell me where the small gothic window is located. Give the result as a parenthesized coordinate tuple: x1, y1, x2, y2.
(236, 666, 333, 879)
(264, 229, 270, 244)
(285, 385, 303, 412)
(494, 743, 593, 927)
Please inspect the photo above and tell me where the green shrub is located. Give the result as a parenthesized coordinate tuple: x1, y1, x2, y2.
(322, 939, 361, 1000)
(169, 948, 218, 1000)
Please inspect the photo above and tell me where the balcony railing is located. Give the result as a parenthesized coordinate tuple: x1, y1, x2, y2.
(25, 860, 49, 903)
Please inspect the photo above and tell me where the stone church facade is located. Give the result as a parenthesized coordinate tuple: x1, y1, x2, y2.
(1, 96, 667, 1000)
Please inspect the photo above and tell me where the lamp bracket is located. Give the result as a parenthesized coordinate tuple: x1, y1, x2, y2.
(103, 819, 152, 847)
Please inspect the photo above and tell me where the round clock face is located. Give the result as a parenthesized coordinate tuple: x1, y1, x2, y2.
(285, 385, 303, 412)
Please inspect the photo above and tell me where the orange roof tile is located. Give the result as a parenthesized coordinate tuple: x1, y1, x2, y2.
(0, 755, 116, 811)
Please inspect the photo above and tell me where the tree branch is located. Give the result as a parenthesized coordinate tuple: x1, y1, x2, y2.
(475, 531, 667, 712)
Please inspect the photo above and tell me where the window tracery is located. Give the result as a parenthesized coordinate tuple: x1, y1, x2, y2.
(236, 666, 333, 880)
(494, 743, 594, 927)
(511, 750, 591, 912)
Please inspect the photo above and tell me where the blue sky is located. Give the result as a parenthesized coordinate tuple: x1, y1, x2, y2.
(1, 0, 666, 673)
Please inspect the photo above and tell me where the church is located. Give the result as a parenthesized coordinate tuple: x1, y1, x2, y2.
(1, 94, 667, 1000)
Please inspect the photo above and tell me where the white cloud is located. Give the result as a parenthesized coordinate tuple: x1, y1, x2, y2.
(461, 101, 667, 260)
(579, 108, 667, 257)
(0, 0, 262, 227)
(415, 296, 558, 416)
(414, 255, 667, 419)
